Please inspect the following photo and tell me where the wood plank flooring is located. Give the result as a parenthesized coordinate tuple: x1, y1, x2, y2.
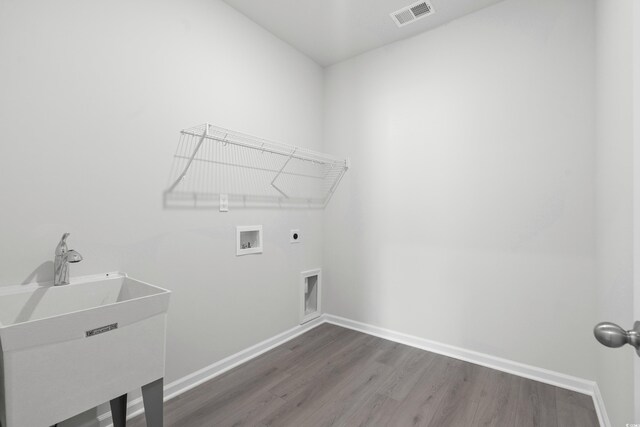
(128, 324, 599, 427)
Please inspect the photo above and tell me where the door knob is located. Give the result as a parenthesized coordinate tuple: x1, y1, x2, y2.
(593, 321, 640, 356)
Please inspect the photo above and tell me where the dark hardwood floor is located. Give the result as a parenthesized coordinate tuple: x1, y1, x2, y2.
(129, 323, 599, 427)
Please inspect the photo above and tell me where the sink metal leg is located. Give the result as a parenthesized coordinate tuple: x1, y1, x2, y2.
(142, 378, 164, 427)
(110, 393, 128, 427)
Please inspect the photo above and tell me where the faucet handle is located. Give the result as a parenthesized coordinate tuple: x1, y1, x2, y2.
(64, 249, 83, 263)
(56, 233, 71, 255)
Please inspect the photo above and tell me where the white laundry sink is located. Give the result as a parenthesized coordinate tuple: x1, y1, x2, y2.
(0, 272, 171, 427)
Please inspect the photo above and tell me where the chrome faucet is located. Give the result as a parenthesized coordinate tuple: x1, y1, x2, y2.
(54, 233, 83, 286)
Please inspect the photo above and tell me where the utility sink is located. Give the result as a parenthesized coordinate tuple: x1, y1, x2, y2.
(0, 272, 171, 427)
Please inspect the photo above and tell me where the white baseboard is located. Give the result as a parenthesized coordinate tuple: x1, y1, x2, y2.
(324, 314, 611, 427)
(97, 313, 611, 427)
(97, 316, 325, 427)
(591, 382, 611, 427)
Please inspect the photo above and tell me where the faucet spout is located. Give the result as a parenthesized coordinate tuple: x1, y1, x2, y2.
(54, 233, 82, 286)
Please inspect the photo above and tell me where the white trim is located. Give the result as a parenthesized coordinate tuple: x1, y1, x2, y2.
(97, 314, 611, 427)
(592, 382, 611, 427)
(97, 316, 324, 427)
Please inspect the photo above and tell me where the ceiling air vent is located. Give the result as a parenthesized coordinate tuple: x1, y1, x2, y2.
(390, 1, 435, 28)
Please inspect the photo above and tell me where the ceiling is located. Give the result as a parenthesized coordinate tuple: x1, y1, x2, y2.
(222, 0, 506, 67)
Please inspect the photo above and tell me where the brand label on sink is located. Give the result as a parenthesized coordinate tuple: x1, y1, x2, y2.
(86, 323, 118, 337)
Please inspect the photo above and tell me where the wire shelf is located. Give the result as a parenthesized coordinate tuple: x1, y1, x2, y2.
(163, 124, 349, 209)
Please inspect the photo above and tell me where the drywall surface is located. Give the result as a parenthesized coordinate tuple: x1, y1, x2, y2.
(0, 0, 323, 424)
(595, 0, 636, 425)
(323, 0, 598, 381)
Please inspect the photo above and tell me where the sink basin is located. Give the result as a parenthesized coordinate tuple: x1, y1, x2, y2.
(0, 272, 171, 427)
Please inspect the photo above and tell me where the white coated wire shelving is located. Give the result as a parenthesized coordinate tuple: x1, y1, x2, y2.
(163, 124, 350, 209)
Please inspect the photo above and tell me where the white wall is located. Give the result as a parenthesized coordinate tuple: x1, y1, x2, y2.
(595, 0, 636, 425)
(323, 0, 598, 381)
(0, 0, 324, 424)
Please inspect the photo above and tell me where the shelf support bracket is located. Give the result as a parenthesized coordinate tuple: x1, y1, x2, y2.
(166, 125, 209, 193)
(270, 148, 296, 198)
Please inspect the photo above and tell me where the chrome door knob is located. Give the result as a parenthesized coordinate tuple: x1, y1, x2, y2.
(594, 321, 640, 356)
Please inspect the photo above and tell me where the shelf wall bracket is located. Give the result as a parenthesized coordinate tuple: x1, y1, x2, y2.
(166, 124, 209, 193)
(270, 148, 297, 198)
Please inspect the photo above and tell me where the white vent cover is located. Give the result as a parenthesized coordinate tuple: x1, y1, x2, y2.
(390, 0, 435, 27)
